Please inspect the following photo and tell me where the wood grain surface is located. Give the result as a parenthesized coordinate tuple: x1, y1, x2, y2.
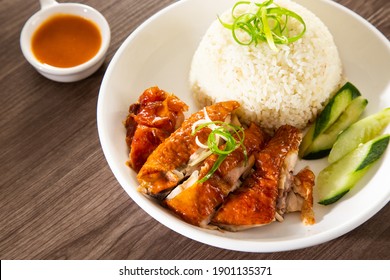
(1, 0, 389, 260)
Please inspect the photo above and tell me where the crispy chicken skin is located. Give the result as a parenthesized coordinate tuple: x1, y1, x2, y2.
(164, 123, 269, 227)
(212, 125, 302, 230)
(125, 87, 188, 172)
(137, 101, 240, 198)
(127, 125, 170, 172)
(166, 172, 232, 227)
(211, 173, 278, 230)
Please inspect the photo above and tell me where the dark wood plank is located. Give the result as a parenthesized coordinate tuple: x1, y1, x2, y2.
(0, 0, 389, 260)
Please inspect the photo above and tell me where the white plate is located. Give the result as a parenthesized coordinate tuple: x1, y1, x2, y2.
(97, 0, 390, 252)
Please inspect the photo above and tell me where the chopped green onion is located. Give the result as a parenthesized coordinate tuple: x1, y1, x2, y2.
(197, 142, 232, 183)
(218, 0, 306, 50)
(192, 121, 247, 183)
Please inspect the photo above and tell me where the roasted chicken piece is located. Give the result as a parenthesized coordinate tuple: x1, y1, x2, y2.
(124, 86, 188, 172)
(286, 167, 315, 225)
(164, 123, 269, 227)
(137, 101, 240, 198)
(211, 125, 304, 231)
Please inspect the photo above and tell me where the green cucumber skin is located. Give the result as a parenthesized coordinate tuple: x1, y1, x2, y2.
(319, 190, 349, 205)
(317, 134, 390, 205)
(314, 98, 336, 138)
(299, 82, 362, 158)
(342, 82, 361, 99)
(301, 96, 367, 159)
(302, 149, 330, 160)
(299, 125, 315, 158)
(329, 107, 390, 163)
(313, 82, 361, 138)
(356, 136, 390, 171)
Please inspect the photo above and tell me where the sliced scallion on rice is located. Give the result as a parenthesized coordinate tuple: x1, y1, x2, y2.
(218, 0, 306, 50)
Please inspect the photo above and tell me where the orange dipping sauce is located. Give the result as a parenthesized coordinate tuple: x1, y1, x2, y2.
(31, 14, 102, 68)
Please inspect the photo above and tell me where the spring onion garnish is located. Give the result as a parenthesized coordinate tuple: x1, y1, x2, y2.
(191, 110, 247, 183)
(218, 0, 306, 51)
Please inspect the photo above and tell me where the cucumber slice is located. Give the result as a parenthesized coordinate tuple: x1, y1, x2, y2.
(317, 134, 390, 205)
(299, 82, 361, 158)
(314, 82, 361, 137)
(302, 96, 368, 159)
(299, 124, 315, 159)
(328, 107, 390, 163)
(303, 96, 368, 159)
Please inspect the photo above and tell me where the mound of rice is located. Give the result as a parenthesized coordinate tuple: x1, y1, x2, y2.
(189, 0, 343, 132)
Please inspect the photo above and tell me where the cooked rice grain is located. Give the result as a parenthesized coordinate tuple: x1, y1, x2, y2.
(189, 0, 343, 132)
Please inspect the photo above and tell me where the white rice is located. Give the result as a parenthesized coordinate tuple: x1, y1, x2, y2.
(189, 0, 343, 132)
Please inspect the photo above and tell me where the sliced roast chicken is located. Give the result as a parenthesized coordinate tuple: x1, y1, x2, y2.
(132, 98, 315, 229)
(137, 101, 240, 199)
(212, 125, 315, 230)
(164, 123, 269, 228)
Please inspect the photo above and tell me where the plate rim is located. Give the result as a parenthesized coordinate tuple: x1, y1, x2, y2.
(97, 0, 390, 252)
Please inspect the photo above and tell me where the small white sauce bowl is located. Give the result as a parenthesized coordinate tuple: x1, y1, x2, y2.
(20, 0, 111, 82)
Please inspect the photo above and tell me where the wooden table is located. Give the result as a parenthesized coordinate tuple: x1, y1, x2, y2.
(1, 0, 389, 260)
